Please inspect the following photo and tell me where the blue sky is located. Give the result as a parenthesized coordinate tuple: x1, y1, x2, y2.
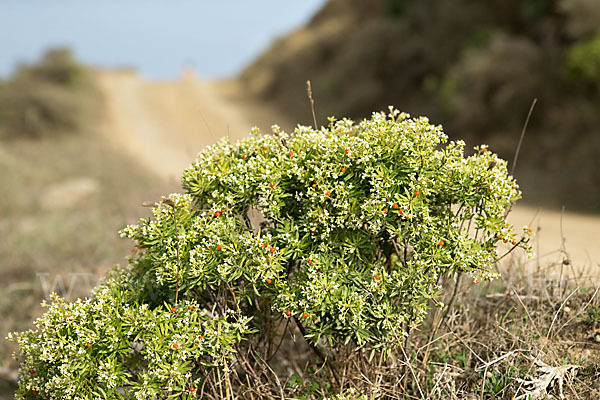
(0, 0, 326, 79)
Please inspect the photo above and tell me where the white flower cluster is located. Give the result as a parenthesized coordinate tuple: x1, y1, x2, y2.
(9, 108, 529, 398)
(8, 268, 252, 399)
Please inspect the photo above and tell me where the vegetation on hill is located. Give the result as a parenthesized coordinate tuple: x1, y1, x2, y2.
(0, 48, 100, 139)
(239, 0, 600, 210)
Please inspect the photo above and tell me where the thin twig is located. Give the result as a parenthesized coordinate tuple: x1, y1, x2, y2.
(306, 80, 318, 130)
(441, 271, 462, 323)
(555, 286, 599, 337)
(293, 316, 340, 386)
(547, 287, 579, 340)
(398, 339, 425, 399)
(511, 98, 537, 176)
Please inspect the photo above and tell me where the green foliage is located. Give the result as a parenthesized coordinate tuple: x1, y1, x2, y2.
(576, 305, 600, 324)
(519, 0, 551, 22)
(385, 0, 406, 18)
(17, 48, 82, 87)
(9, 271, 252, 399)
(9, 109, 529, 398)
(566, 33, 600, 85)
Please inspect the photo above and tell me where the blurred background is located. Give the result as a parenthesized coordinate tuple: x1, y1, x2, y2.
(1, 0, 600, 395)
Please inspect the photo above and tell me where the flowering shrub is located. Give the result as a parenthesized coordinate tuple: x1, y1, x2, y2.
(9, 108, 529, 399)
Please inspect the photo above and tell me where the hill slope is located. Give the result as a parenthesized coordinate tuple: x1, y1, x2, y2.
(239, 0, 600, 211)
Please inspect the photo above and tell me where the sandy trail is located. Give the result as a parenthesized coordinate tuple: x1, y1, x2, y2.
(96, 70, 600, 279)
(97, 70, 254, 182)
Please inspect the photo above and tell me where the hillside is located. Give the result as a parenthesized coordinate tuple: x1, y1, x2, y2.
(238, 0, 600, 211)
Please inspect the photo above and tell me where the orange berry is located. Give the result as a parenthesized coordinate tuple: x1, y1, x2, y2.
(263, 146, 267, 150)
(326, 191, 331, 197)
(266, 278, 272, 284)
(270, 247, 275, 253)
(312, 184, 316, 188)
(399, 208, 404, 215)
(216, 245, 222, 250)
(439, 240, 444, 246)
(528, 228, 532, 233)
(65, 314, 70, 319)
(172, 306, 177, 312)
(137, 245, 141, 250)
(172, 343, 179, 349)
(392, 203, 399, 209)
(482, 148, 488, 153)
(199, 335, 204, 341)
(215, 211, 221, 217)
(267, 257, 270, 262)
(308, 259, 313, 264)
(341, 167, 346, 173)
(344, 148, 349, 154)
(512, 240, 517, 245)
(303, 312, 308, 319)
(242, 155, 246, 160)
(30, 369, 35, 375)
(190, 387, 196, 392)
(349, 133, 353, 137)
(375, 274, 380, 280)
(270, 183, 275, 188)
(220, 208, 225, 213)
(376, 286, 381, 291)
(503, 239, 508, 243)
(188, 305, 194, 311)
(497, 234, 502, 240)
(131, 249, 136, 254)
(285, 310, 291, 316)
(383, 208, 388, 214)
(288, 151, 294, 156)
(87, 343, 91, 348)
(414, 190, 420, 197)
(310, 229, 315, 234)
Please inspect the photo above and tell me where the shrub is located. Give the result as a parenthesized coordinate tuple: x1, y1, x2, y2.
(17, 48, 83, 87)
(565, 32, 600, 86)
(0, 48, 92, 139)
(9, 109, 529, 399)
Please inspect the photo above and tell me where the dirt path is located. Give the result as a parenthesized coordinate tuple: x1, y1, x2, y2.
(96, 70, 258, 182)
(505, 206, 600, 279)
(95, 69, 600, 279)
